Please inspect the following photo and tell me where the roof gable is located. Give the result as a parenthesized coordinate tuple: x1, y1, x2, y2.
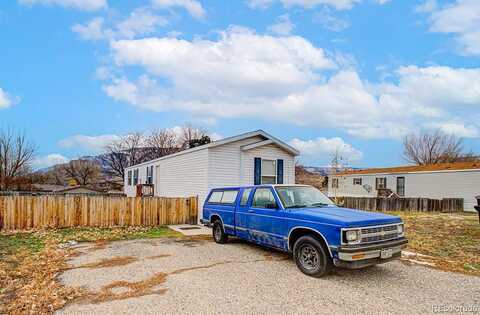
(126, 129, 299, 169)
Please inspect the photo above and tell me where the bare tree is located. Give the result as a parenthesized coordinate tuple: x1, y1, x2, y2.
(146, 129, 181, 158)
(329, 147, 349, 201)
(61, 159, 101, 186)
(0, 129, 36, 190)
(180, 124, 211, 149)
(100, 125, 212, 181)
(402, 130, 473, 165)
(100, 132, 149, 181)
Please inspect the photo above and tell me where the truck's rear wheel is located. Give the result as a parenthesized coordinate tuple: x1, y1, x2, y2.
(293, 235, 331, 277)
(212, 220, 228, 244)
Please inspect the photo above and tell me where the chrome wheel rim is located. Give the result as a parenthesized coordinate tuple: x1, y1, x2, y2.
(214, 224, 222, 241)
(299, 244, 319, 270)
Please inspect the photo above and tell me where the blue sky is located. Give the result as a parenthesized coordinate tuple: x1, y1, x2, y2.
(1, 0, 479, 168)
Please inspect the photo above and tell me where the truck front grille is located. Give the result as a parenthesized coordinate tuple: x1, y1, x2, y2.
(359, 224, 401, 244)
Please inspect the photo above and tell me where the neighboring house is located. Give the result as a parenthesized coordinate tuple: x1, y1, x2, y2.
(33, 184, 102, 194)
(327, 162, 480, 212)
(124, 130, 299, 217)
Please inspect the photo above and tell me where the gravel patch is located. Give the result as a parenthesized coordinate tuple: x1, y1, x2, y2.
(57, 238, 480, 315)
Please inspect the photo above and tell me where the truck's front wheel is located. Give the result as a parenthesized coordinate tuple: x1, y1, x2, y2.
(293, 236, 331, 277)
(212, 220, 228, 244)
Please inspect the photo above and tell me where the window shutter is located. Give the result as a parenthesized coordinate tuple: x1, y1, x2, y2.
(254, 157, 261, 185)
(277, 159, 284, 184)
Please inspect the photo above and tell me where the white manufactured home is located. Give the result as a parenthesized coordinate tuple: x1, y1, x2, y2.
(124, 130, 299, 219)
(327, 162, 480, 212)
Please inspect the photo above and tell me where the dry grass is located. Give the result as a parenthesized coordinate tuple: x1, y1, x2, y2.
(0, 241, 84, 314)
(0, 226, 181, 315)
(391, 212, 480, 276)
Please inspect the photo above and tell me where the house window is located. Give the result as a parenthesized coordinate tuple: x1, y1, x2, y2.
(332, 178, 339, 189)
(133, 169, 139, 185)
(261, 159, 276, 184)
(146, 166, 153, 184)
(353, 178, 362, 185)
(376, 177, 386, 190)
(397, 177, 405, 197)
(127, 170, 132, 186)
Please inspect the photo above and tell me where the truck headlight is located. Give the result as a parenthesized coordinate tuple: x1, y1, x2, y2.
(397, 224, 404, 236)
(345, 229, 361, 243)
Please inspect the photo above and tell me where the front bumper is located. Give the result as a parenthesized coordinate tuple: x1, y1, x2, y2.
(334, 238, 408, 269)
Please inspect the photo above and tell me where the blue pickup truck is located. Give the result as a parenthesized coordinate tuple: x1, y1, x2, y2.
(201, 184, 408, 277)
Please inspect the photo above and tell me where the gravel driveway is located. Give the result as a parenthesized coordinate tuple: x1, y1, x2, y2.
(57, 236, 480, 315)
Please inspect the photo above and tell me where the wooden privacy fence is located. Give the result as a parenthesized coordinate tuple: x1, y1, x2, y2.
(0, 195, 198, 231)
(337, 197, 464, 212)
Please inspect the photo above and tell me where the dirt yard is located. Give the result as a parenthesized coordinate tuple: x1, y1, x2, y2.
(395, 212, 480, 275)
(55, 237, 479, 315)
(1, 212, 479, 315)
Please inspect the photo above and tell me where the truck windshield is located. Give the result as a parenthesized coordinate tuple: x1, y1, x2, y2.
(275, 186, 335, 209)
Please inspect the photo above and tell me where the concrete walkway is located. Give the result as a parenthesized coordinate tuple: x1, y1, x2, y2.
(168, 224, 211, 236)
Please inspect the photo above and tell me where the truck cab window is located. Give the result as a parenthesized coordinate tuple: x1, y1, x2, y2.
(240, 188, 252, 206)
(252, 188, 276, 208)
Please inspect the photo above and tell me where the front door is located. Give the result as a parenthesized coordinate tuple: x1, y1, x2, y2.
(246, 187, 286, 249)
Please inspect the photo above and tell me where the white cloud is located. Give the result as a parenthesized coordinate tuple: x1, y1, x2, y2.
(107, 27, 334, 104)
(377, 66, 480, 110)
(423, 0, 480, 55)
(59, 134, 121, 152)
(151, 0, 205, 19)
(247, 0, 274, 9)
(283, 0, 361, 10)
(115, 7, 168, 39)
(72, 17, 108, 41)
(33, 154, 69, 168)
(314, 8, 350, 31)
(101, 27, 480, 140)
(0, 88, 12, 109)
(268, 14, 295, 36)
(72, 8, 167, 41)
(95, 66, 112, 80)
(248, 0, 362, 10)
(18, 0, 106, 11)
(289, 137, 363, 163)
(209, 132, 224, 141)
(375, 0, 390, 4)
(425, 122, 480, 138)
(415, 0, 437, 13)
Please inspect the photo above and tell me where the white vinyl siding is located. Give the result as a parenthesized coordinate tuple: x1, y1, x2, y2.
(241, 144, 295, 186)
(157, 149, 209, 206)
(328, 169, 480, 212)
(207, 136, 264, 188)
(124, 133, 298, 221)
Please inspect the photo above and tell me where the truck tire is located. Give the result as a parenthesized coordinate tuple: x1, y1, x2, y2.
(293, 235, 331, 277)
(212, 220, 228, 244)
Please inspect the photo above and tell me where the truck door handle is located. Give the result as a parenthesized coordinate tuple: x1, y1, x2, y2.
(248, 209, 254, 213)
